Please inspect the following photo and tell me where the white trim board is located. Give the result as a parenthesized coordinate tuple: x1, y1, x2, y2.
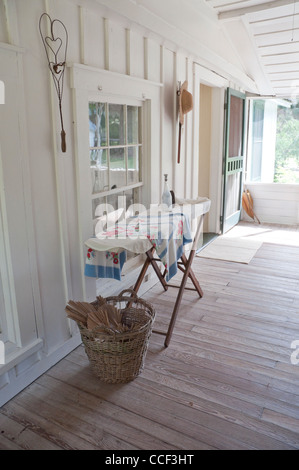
(70, 63, 162, 302)
(0, 334, 82, 407)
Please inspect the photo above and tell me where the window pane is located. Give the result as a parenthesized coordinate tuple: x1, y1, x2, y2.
(109, 104, 125, 146)
(89, 102, 107, 147)
(91, 149, 108, 193)
(125, 189, 135, 210)
(127, 106, 140, 144)
(107, 193, 126, 212)
(90, 148, 107, 169)
(229, 95, 244, 158)
(128, 147, 139, 184)
(107, 190, 140, 215)
(92, 196, 106, 219)
(275, 102, 299, 183)
(110, 148, 126, 189)
(125, 187, 141, 217)
(250, 100, 264, 182)
(225, 172, 241, 218)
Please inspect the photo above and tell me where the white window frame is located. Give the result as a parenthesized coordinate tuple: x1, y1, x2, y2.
(89, 96, 144, 228)
(70, 64, 162, 299)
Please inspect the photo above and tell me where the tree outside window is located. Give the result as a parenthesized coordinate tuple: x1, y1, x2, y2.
(247, 99, 299, 184)
(275, 101, 299, 184)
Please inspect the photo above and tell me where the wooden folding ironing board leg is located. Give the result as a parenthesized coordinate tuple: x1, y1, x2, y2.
(132, 246, 168, 294)
(132, 214, 204, 347)
(164, 246, 199, 347)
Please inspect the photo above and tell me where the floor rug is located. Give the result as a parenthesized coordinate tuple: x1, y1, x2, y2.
(197, 235, 263, 264)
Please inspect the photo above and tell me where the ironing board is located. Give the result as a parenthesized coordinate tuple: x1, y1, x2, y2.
(132, 198, 210, 346)
(85, 197, 211, 347)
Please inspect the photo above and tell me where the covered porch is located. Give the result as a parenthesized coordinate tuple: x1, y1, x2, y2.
(0, 0, 299, 450)
(1, 222, 298, 450)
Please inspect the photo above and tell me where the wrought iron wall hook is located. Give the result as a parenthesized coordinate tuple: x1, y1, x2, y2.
(39, 13, 68, 153)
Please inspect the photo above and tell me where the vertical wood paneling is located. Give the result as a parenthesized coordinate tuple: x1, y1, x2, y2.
(2, 0, 11, 44)
(1, 0, 20, 45)
(175, 53, 187, 199)
(16, 0, 73, 349)
(44, 0, 71, 338)
(47, 0, 86, 322)
(172, 52, 185, 197)
(159, 45, 164, 202)
(144, 37, 148, 80)
(126, 28, 131, 75)
(147, 38, 160, 83)
(50, 0, 81, 63)
(0, 144, 20, 346)
(172, 52, 177, 193)
(0, 47, 41, 348)
(199, 83, 212, 231)
(192, 62, 200, 198)
(162, 48, 175, 191)
(109, 20, 126, 74)
(242, 184, 299, 225)
(104, 17, 109, 70)
(198, 84, 212, 195)
(185, 57, 193, 198)
(15, 49, 45, 343)
(130, 30, 145, 78)
(79, 6, 85, 64)
(83, 10, 105, 69)
(0, 1, 8, 43)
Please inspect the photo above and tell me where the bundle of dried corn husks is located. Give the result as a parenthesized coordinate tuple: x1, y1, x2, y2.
(65, 296, 141, 334)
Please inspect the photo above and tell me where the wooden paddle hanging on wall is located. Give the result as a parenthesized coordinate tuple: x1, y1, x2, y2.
(177, 81, 193, 164)
(242, 189, 260, 224)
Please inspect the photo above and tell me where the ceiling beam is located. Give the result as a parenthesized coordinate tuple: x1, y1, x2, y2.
(218, 0, 297, 21)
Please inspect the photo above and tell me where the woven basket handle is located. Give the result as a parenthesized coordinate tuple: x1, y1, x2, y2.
(118, 288, 139, 299)
(117, 288, 154, 314)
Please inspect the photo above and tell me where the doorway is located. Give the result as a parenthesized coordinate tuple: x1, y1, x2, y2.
(198, 83, 221, 248)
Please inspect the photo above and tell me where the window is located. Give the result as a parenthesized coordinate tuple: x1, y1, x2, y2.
(249, 100, 264, 182)
(89, 101, 143, 228)
(246, 98, 299, 184)
(275, 102, 299, 183)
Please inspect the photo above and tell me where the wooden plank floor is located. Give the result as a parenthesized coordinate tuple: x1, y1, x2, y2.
(0, 222, 299, 450)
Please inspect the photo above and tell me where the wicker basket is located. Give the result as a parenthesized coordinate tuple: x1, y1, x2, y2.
(78, 289, 155, 383)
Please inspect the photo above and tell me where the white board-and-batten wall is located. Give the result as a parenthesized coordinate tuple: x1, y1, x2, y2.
(0, 0, 253, 406)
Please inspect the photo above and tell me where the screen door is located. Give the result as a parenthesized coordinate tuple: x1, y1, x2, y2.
(222, 88, 246, 233)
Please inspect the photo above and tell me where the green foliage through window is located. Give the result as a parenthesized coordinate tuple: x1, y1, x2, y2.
(275, 103, 299, 184)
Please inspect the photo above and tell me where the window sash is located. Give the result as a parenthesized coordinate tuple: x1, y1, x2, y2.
(89, 102, 143, 197)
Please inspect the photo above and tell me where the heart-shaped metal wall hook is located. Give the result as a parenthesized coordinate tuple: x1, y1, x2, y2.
(39, 13, 68, 153)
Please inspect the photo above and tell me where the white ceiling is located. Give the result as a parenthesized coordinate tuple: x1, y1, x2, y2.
(205, 0, 299, 100)
(98, 0, 299, 99)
